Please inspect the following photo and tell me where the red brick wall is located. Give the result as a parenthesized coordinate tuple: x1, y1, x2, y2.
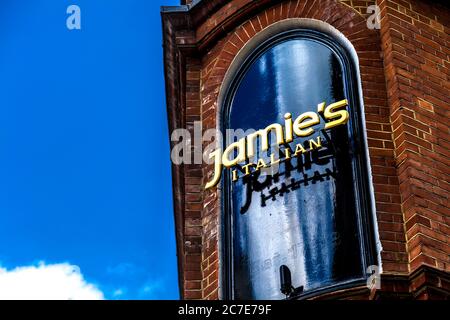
(378, 0, 450, 273)
(340, 0, 376, 15)
(162, 0, 450, 300)
(199, 0, 405, 300)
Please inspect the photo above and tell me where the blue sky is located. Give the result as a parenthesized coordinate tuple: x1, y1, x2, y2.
(0, 0, 180, 299)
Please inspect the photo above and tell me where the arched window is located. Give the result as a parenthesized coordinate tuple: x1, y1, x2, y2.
(220, 26, 379, 300)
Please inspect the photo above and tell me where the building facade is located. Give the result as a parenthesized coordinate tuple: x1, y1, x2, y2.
(162, 0, 450, 300)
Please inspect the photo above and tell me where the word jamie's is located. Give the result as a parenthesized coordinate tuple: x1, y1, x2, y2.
(205, 99, 350, 189)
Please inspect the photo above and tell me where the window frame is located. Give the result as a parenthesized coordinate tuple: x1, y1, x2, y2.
(219, 28, 379, 300)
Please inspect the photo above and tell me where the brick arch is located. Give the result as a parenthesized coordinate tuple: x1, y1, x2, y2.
(198, 0, 405, 300)
(216, 18, 370, 121)
(201, 0, 372, 111)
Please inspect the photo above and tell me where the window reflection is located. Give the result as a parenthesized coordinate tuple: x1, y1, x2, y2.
(227, 38, 365, 300)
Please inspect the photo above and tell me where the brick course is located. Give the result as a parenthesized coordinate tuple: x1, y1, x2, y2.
(378, 0, 450, 274)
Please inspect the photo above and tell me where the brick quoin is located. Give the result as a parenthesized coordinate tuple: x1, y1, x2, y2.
(377, 0, 450, 277)
(162, 0, 450, 300)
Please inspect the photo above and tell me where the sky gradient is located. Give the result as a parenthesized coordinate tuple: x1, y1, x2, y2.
(0, 0, 180, 299)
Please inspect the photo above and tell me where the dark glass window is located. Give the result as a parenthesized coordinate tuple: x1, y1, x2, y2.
(222, 31, 378, 300)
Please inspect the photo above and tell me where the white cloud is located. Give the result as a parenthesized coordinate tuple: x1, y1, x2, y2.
(0, 262, 104, 300)
(139, 279, 165, 299)
(112, 288, 125, 298)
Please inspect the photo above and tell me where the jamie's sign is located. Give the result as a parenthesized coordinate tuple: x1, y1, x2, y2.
(205, 99, 350, 189)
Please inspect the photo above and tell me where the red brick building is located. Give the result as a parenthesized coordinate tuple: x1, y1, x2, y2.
(162, 0, 450, 300)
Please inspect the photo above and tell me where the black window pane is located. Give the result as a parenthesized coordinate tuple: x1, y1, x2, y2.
(228, 38, 364, 300)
